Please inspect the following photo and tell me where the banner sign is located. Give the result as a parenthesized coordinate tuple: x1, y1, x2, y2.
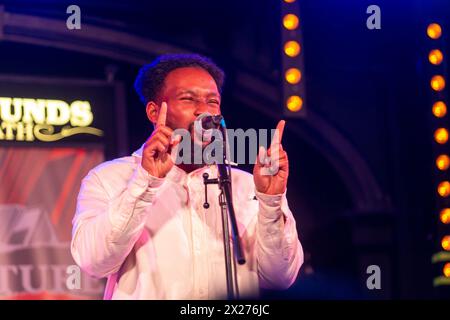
(0, 76, 124, 299)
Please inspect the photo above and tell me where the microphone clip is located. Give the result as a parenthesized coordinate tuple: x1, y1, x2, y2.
(202, 172, 218, 209)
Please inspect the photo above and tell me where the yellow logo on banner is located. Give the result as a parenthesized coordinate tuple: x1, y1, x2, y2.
(0, 97, 104, 142)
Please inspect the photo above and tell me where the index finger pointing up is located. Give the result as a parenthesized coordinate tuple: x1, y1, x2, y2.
(156, 102, 168, 127)
(271, 120, 286, 147)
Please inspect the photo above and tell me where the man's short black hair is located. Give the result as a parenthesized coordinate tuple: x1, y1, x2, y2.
(134, 53, 225, 105)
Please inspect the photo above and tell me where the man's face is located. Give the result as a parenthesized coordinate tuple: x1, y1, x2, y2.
(157, 67, 221, 134)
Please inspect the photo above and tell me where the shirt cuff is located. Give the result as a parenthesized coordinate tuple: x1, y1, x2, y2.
(128, 164, 165, 198)
(255, 190, 285, 220)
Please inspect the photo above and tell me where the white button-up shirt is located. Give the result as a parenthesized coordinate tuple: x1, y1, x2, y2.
(71, 145, 303, 300)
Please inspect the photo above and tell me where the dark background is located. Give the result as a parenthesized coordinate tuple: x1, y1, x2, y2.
(1, 0, 449, 299)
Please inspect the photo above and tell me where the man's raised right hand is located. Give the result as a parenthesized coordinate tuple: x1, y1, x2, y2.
(142, 102, 180, 178)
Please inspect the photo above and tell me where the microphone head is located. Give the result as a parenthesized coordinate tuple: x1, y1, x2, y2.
(193, 113, 223, 145)
(201, 114, 223, 130)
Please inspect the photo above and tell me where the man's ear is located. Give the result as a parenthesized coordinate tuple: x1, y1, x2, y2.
(146, 101, 158, 126)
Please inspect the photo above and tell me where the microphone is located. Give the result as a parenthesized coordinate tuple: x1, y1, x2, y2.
(201, 114, 223, 130)
(193, 113, 224, 144)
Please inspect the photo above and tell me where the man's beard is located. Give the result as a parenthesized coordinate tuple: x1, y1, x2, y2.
(177, 121, 212, 167)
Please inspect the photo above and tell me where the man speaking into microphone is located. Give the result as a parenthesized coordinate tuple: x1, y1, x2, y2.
(70, 54, 303, 300)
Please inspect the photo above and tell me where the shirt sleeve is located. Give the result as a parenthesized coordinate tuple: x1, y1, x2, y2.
(71, 164, 165, 278)
(255, 190, 304, 289)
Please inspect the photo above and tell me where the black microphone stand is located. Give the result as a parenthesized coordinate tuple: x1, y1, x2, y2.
(202, 117, 245, 300)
